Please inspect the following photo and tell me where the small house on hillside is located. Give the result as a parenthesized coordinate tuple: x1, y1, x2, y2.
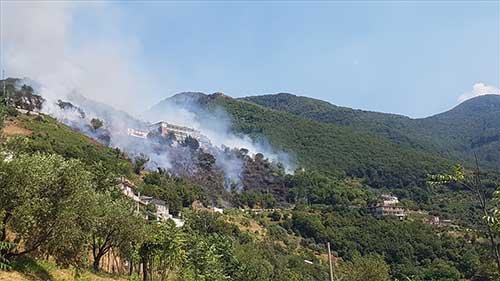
(118, 177, 185, 227)
(380, 194, 399, 205)
(426, 216, 453, 227)
(119, 177, 141, 204)
(140, 196, 171, 221)
(368, 194, 406, 220)
(213, 207, 224, 214)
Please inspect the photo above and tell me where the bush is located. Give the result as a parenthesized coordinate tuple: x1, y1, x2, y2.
(268, 210, 281, 221)
(267, 225, 288, 241)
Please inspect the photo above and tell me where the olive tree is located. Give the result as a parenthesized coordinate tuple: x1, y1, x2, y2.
(0, 153, 97, 266)
(91, 192, 144, 271)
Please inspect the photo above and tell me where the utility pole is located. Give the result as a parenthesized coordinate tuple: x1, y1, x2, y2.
(2, 69, 5, 105)
(137, 191, 140, 213)
(2, 69, 7, 127)
(327, 242, 334, 281)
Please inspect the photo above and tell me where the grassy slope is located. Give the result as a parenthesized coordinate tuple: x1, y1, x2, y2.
(0, 256, 126, 281)
(207, 96, 451, 188)
(5, 114, 133, 176)
(0, 268, 126, 281)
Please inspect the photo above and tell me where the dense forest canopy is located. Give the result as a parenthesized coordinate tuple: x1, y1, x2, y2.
(243, 93, 500, 169)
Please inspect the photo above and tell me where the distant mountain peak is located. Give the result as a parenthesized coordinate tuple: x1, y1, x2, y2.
(208, 92, 232, 100)
(167, 92, 207, 102)
(453, 94, 500, 113)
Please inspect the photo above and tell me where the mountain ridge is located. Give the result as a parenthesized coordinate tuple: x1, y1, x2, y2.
(241, 93, 500, 168)
(147, 92, 453, 193)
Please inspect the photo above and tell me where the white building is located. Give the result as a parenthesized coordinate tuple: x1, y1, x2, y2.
(119, 178, 142, 203)
(127, 128, 148, 139)
(140, 196, 172, 221)
(213, 207, 224, 214)
(381, 194, 399, 205)
(368, 194, 405, 220)
(118, 178, 185, 227)
(148, 121, 201, 142)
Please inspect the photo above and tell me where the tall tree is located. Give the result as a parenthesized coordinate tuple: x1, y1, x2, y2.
(429, 162, 500, 276)
(91, 192, 144, 271)
(337, 253, 391, 281)
(0, 153, 97, 265)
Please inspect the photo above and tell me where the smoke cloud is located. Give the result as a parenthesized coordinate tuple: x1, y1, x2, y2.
(143, 93, 295, 174)
(458, 82, 500, 102)
(2, 1, 158, 112)
(2, 2, 294, 188)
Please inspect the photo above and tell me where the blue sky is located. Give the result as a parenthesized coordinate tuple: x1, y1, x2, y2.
(5, 1, 500, 117)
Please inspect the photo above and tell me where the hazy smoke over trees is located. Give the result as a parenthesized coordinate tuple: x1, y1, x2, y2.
(2, 1, 294, 189)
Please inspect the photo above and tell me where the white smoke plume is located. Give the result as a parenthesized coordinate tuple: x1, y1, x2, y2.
(143, 93, 295, 175)
(1, 2, 294, 187)
(458, 82, 500, 102)
(143, 93, 294, 167)
(1, 1, 159, 112)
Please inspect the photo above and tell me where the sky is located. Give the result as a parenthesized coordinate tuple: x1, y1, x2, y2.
(1, 1, 499, 118)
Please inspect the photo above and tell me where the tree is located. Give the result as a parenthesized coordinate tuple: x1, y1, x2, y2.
(429, 162, 500, 276)
(134, 153, 150, 174)
(91, 193, 144, 271)
(182, 233, 233, 281)
(90, 118, 104, 131)
(337, 254, 391, 281)
(233, 243, 273, 281)
(421, 259, 462, 281)
(198, 152, 216, 171)
(0, 153, 97, 266)
(182, 136, 200, 150)
(143, 222, 187, 281)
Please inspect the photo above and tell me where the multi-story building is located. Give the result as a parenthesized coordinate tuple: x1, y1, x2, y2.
(127, 128, 148, 139)
(148, 121, 201, 142)
(368, 194, 406, 220)
(127, 121, 210, 149)
(140, 196, 171, 221)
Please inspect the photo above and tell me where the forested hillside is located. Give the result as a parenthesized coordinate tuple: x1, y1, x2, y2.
(2, 84, 500, 280)
(152, 93, 452, 192)
(243, 93, 500, 168)
(1, 112, 498, 280)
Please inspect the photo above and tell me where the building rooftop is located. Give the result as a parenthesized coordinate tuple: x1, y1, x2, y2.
(149, 121, 197, 133)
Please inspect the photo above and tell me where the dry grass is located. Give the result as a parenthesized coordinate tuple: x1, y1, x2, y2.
(2, 118, 32, 136)
(0, 270, 127, 281)
(225, 213, 267, 238)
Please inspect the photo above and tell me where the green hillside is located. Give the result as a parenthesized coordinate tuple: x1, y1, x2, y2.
(152, 93, 452, 190)
(1, 93, 499, 280)
(4, 114, 133, 176)
(242, 93, 500, 168)
(417, 95, 500, 165)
